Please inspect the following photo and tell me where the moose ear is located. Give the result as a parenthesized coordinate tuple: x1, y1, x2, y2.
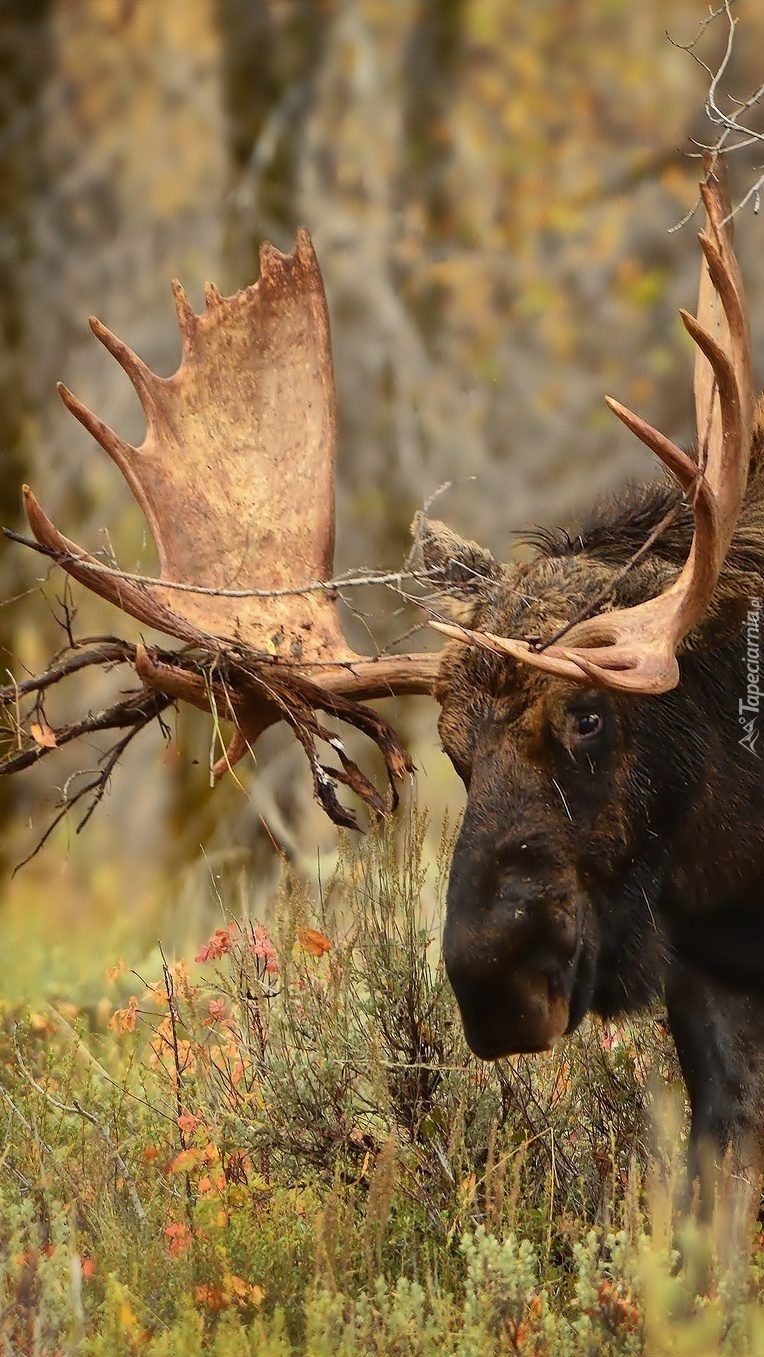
(411, 513, 505, 624)
(682, 570, 762, 654)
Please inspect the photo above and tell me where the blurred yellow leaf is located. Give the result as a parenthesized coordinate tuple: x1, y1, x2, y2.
(119, 1299, 136, 1333)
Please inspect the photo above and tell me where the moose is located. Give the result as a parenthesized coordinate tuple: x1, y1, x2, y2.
(6, 161, 764, 1201)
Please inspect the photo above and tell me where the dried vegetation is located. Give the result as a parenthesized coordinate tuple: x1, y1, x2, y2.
(6, 812, 764, 1354)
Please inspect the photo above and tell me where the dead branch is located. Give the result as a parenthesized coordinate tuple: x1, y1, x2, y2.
(4, 526, 435, 605)
(0, 638, 136, 704)
(9, 702, 173, 874)
(0, 604, 418, 855)
(669, 1, 764, 226)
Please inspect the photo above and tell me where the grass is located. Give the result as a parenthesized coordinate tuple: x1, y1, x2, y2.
(1, 808, 764, 1354)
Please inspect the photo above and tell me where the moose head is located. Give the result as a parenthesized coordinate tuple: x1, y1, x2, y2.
(12, 161, 764, 1188)
(425, 165, 758, 1059)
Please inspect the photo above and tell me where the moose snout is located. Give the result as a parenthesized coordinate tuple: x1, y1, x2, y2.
(445, 948, 570, 1058)
(443, 847, 583, 1059)
(443, 915, 573, 1057)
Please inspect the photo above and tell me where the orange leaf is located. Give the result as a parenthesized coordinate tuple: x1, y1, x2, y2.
(297, 927, 332, 957)
(177, 1113, 200, 1136)
(195, 1284, 227, 1311)
(227, 1275, 266, 1308)
(169, 1147, 204, 1173)
(164, 1222, 192, 1257)
(30, 721, 57, 748)
(195, 928, 233, 963)
(109, 996, 138, 1033)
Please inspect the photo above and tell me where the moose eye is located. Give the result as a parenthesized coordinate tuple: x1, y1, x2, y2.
(565, 709, 603, 745)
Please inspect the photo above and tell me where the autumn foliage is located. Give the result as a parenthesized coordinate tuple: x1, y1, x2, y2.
(2, 815, 764, 1353)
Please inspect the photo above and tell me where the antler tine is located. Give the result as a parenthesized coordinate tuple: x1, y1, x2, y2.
(57, 380, 134, 472)
(54, 375, 203, 639)
(433, 158, 754, 695)
(22, 486, 210, 644)
(171, 279, 197, 353)
(604, 395, 716, 497)
(695, 180, 752, 500)
(89, 315, 159, 408)
(56, 376, 169, 570)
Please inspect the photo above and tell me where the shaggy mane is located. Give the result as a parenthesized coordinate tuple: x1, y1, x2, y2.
(523, 404, 764, 578)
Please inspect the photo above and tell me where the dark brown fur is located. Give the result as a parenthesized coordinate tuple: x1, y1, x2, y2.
(428, 397, 764, 1203)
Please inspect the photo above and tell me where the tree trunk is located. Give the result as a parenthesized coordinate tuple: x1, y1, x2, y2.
(216, 0, 335, 285)
(0, 0, 54, 865)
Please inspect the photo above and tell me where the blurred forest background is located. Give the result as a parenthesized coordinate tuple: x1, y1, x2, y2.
(2, 0, 764, 977)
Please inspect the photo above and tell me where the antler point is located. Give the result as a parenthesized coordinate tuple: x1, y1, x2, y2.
(294, 226, 314, 257)
(172, 279, 196, 338)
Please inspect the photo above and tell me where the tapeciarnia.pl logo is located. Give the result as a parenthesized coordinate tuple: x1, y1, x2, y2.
(739, 597, 762, 757)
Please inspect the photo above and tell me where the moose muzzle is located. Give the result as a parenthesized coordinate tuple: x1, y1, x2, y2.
(442, 811, 585, 1058)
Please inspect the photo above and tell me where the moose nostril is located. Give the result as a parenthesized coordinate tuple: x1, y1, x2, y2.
(494, 838, 556, 879)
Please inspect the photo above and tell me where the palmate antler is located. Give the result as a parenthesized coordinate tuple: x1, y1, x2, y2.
(433, 160, 754, 693)
(20, 231, 438, 827)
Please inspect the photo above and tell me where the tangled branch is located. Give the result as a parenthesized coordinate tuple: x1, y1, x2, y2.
(670, 0, 764, 225)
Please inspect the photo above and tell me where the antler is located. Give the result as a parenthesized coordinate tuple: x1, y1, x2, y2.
(432, 158, 754, 694)
(22, 230, 438, 824)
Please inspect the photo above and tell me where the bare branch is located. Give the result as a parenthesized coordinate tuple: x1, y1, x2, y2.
(669, 1, 764, 227)
(0, 638, 136, 704)
(10, 705, 172, 874)
(4, 526, 440, 605)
